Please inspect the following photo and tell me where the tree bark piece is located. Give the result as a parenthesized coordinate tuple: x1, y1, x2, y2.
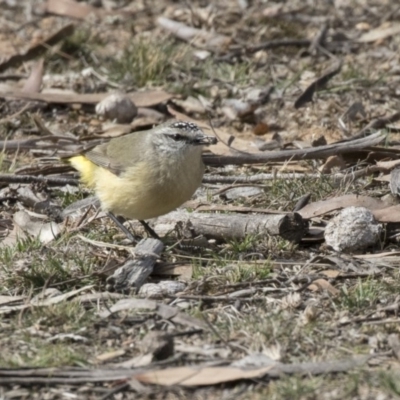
(106, 239, 164, 292)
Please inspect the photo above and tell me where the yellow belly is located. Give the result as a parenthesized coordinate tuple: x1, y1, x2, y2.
(70, 154, 204, 220)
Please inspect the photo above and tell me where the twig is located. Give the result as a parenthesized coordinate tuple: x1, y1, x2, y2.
(294, 60, 342, 108)
(201, 312, 231, 349)
(364, 318, 400, 325)
(203, 173, 312, 183)
(0, 102, 33, 124)
(0, 174, 78, 185)
(100, 383, 130, 400)
(216, 39, 311, 62)
(247, 38, 311, 53)
(166, 294, 266, 302)
(309, 23, 329, 54)
(338, 111, 400, 142)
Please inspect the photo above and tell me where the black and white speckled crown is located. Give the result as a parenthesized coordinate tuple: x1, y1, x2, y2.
(169, 121, 201, 132)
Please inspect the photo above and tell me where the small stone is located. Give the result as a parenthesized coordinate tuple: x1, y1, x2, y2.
(324, 206, 382, 253)
(138, 281, 186, 299)
(95, 93, 137, 123)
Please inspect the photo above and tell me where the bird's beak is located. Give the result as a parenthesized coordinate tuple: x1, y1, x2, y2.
(194, 135, 218, 146)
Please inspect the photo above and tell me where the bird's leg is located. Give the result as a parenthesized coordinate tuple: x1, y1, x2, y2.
(107, 212, 161, 242)
(139, 220, 161, 241)
(107, 212, 137, 243)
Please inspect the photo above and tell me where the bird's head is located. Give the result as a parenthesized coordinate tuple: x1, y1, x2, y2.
(153, 121, 217, 153)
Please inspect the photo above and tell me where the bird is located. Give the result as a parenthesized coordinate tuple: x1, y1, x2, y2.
(69, 120, 217, 241)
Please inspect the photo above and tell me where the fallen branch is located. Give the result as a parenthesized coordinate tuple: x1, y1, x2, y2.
(0, 130, 387, 170)
(203, 165, 384, 184)
(131, 210, 306, 243)
(203, 131, 385, 166)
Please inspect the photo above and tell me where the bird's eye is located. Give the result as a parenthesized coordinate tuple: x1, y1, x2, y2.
(171, 134, 183, 141)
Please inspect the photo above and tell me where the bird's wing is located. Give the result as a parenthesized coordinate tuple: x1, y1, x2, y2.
(84, 143, 125, 176)
(84, 132, 148, 176)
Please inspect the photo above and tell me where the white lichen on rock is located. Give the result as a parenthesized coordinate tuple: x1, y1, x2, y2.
(324, 206, 381, 253)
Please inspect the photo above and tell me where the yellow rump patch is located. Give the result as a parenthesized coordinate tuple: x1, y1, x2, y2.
(69, 155, 97, 187)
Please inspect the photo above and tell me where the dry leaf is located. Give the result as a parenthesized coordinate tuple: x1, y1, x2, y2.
(13, 211, 61, 244)
(372, 204, 400, 223)
(96, 349, 126, 363)
(0, 295, 25, 306)
(22, 59, 44, 93)
(308, 279, 339, 296)
(118, 354, 154, 368)
(262, 5, 283, 17)
(376, 159, 400, 170)
(167, 106, 260, 155)
(47, 0, 99, 19)
(46, 0, 130, 20)
(320, 270, 341, 278)
(319, 155, 346, 173)
(357, 23, 400, 43)
(135, 366, 273, 387)
(95, 124, 134, 138)
(172, 97, 206, 114)
(0, 90, 174, 108)
(37, 285, 94, 306)
(0, 24, 75, 73)
(298, 195, 387, 219)
(157, 17, 231, 51)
